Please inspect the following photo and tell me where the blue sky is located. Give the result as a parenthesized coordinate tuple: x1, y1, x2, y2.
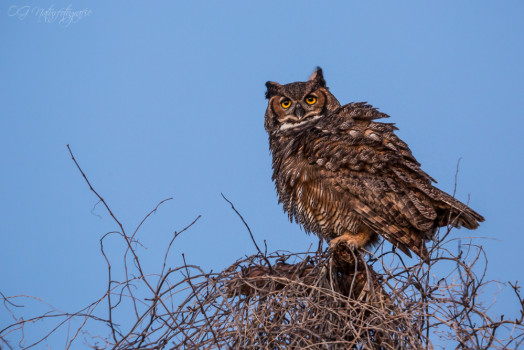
(1, 1, 523, 347)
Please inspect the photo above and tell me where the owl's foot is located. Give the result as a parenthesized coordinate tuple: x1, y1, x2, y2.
(329, 233, 366, 251)
(329, 234, 365, 269)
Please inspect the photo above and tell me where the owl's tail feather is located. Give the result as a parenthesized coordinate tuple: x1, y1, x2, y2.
(394, 240, 430, 265)
(435, 191, 485, 230)
(411, 180, 485, 231)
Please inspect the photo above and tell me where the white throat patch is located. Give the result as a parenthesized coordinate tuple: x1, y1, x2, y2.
(279, 115, 323, 131)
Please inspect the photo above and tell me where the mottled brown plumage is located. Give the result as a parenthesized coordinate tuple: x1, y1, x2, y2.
(264, 68, 484, 262)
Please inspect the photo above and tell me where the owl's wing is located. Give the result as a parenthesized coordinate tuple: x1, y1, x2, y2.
(304, 103, 483, 261)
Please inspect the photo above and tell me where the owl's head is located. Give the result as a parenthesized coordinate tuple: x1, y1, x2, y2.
(264, 67, 340, 134)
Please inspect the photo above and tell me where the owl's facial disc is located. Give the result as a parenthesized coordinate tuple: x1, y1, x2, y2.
(264, 71, 337, 135)
(272, 91, 325, 131)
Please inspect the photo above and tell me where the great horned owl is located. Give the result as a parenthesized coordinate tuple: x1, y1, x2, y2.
(264, 67, 484, 262)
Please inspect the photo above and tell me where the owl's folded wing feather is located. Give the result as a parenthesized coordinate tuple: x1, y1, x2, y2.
(305, 103, 483, 260)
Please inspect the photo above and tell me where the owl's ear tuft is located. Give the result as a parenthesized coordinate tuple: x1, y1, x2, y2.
(265, 81, 281, 99)
(309, 67, 326, 87)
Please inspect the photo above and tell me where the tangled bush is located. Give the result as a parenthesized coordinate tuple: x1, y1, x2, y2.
(1, 148, 523, 349)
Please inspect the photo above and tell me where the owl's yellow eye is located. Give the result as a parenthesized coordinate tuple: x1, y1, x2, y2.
(305, 95, 317, 105)
(281, 100, 292, 109)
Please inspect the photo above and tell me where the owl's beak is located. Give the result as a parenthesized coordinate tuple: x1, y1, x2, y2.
(295, 104, 305, 118)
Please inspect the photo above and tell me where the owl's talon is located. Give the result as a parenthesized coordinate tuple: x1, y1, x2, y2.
(329, 234, 360, 251)
(346, 242, 358, 251)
